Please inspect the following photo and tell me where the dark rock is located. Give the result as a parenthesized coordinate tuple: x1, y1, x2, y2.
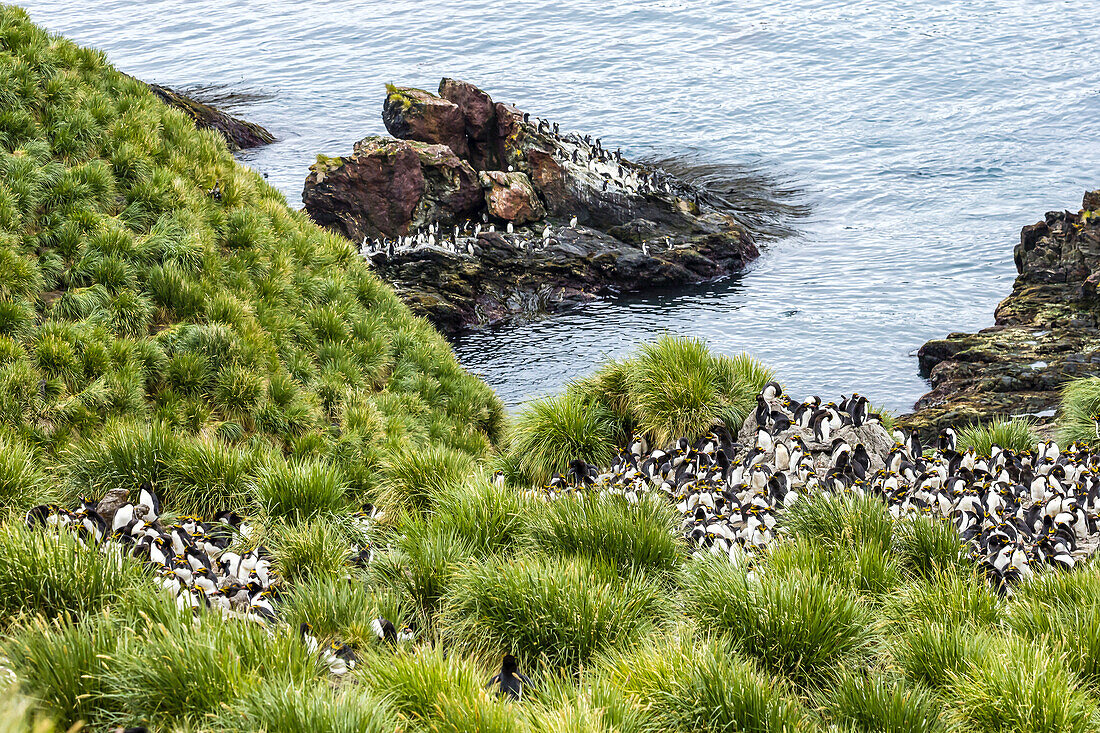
(370, 223, 755, 335)
(901, 190, 1100, 439)
(382, 86, 469, 160)
(146, 83, 274, 151)
(304, 79, 758, 334)
(1085, 190, 1100, 211)
(302, 137, 480, 241)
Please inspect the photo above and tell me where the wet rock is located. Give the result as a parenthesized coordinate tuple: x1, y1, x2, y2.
(302, 137, 480, 241)
(145, 82, 274, 151)
(480, 170, 545, 224)
(902, 189, 1100, 438)
(304, 79, 758, 334)
(382, 85, 468, 160)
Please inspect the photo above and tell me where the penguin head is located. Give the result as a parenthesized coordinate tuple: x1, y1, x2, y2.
(502, 654, 518, 673)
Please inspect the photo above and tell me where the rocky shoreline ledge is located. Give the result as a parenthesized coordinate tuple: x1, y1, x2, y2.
(301, 79, 757, 334)
(902, 190, 1100, 437)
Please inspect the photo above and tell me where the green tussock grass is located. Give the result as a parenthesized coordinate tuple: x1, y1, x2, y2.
(507, 392, 620, 485)
(894, 515, 970, 579)
(0, 523, 150, 623)
(269, 518, 354, 584)
(509, 337, 773, 482)
(599, 633, 812, 733)
(1005, 566, 1100, 690)
(819, 672, 945, 733)
(884, 566, 1002, 629)
(1058, 376, 1100, 446)
(441, 554, 666, 672)
(947, 636, 1098, 733)
(956, 417, 1037, 455)
(781, 494, 895, 553)
(358, 646, 523, 733)
(524, 494, 684, 576)
(681, 556, 877, 687)
(0, 4, 500, 523)
(215, 679, 398, 733)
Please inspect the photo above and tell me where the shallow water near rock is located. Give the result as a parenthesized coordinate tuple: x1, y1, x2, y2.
(21, 0, 1100, 413)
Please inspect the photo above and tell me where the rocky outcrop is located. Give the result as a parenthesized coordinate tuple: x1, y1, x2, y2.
(145, 83, 275, 151)
(371, 224, 755, 335)
(302, 137, 480, 241)
(901, 191, 1100, 438)
(479, 171, 545, 224)
(302, 79, 757, 334)
(382, 85, 469, 160)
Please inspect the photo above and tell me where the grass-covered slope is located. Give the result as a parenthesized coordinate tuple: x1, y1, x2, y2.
(0, 6, 502, 515)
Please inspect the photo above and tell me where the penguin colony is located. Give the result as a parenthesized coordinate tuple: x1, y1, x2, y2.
(542, 382, 1100, 594)
(23, 489, 281, 619)
(22, 493, 409, 675)
(357, 116, 704, 260)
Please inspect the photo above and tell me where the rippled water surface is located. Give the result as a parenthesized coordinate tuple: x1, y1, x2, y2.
(21, 0, 1100, 412)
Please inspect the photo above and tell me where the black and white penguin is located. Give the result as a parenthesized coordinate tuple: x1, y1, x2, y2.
(372, 617, 397, 645)
(321, 641, 357, 675)
(137, 482, 160, 522)
(487, 654, 532, 701)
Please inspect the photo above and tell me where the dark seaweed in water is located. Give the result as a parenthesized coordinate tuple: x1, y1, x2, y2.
(645, 152, 810, 242)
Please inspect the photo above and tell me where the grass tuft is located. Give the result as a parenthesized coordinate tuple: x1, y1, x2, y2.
(948, 636, 1098, 733)
(524, 494, 684, 576)
(0, 524, 150, 622)
(681, 556, 875, 687)
(507, 392, 619, 486)
(820, 672, 945, 733)
(956, 417, 1037, 455)
(1057, 376, 1100, 446)
(600, 632, 811, 733)
(442, 554, 664, 671)
(250, 458, 349, 523)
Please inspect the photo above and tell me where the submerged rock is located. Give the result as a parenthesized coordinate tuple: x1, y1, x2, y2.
(902, 190, 1100, 437)
(302, 79, 757, 334)
(145, 82, 275, 151)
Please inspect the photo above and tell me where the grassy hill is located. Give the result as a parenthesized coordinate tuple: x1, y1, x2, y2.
(0, 6, 503, 518)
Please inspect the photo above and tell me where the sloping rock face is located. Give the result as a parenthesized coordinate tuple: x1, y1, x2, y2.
(901, 190, 1100, 438)
(145, 83, 275, 151)
(302, 79, 757, 334)
(372, 225, 755, 335)
(302, 137, 481, 241)
(480, 170, 545, 224)
(382, 85, 469, 159)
